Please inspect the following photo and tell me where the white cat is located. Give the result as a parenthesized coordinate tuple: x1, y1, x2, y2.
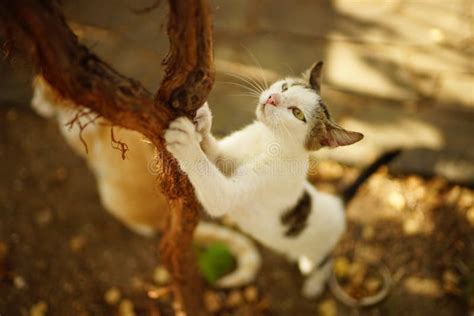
(165, 62, 364, 298)
(31, 76, 261, 288)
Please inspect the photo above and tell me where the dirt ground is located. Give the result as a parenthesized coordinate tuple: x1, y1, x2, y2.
(0, 91, 473, 315)
(1, 1, 474, 314)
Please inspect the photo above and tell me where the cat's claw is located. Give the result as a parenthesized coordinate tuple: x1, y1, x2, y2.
(194, 102, 212, 136)
(165, 117, 202, 163)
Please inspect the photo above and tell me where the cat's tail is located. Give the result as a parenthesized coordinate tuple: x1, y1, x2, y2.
(194, 222, 261, 288)
(341, 149, 402, 204)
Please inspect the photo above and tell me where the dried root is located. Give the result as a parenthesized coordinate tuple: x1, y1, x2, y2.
(110, 127, 129, 160)
(65, 108, 99, 154)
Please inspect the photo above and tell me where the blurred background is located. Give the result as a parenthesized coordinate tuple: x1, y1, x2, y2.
(0, 0, 473, 315)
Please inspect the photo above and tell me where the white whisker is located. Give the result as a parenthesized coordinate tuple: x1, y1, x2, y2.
(229, 94, 259, 98)
(224, 72, 265, 94)
(242, 45, 269, 89)
(217, 81, 261, 95)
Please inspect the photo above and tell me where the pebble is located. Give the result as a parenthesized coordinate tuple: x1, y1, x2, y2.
(153, 265, 170, 285)
(443, 270, 459, 284)
(404, 276, 442, 298)
(104, 287, 121, 305)
(225, 289, 243, 308)
(118, 299, 136, 316)
(442, 270, 460, 294)
(318, 299, 337, 316)
(13, 275, 27, 289)
(36, 208, 53, 226)
(333, 257, 350, 278)
(243, 286, 258, 303)
(30, 301, 48, 316)
(147, 286, 171, 300)
(204, 290, 222, 313)
(69, 235, 87, 252)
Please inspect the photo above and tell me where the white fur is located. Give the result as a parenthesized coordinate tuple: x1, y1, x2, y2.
(31, 76, 262, 288)
(166, 78, 347, 298)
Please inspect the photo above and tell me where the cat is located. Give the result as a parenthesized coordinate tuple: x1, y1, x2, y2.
(164, 61, 365, 298)
(32, 76, 168, 235)
(31, 76, 261, 288)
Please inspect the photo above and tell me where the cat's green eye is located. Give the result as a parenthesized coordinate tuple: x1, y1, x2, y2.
(282, 82, 288, 92)
(292, 108, 306, 122)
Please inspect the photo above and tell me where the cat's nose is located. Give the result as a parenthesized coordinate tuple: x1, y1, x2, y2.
(266, 93, 280, 106)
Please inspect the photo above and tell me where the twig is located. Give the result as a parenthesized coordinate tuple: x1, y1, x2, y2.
(1, 1, 214, 314)
(110, 127, 129, 160)
(65, 109, 100, 154)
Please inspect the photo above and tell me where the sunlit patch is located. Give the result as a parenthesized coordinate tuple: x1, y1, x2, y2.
(387, 191, 406, 211)
(403, 276, 442, 298)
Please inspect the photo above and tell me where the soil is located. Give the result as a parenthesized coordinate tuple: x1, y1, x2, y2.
(0, 92, 473, 315)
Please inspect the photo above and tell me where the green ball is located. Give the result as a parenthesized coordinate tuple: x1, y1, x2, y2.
(197, 242, 236, 285)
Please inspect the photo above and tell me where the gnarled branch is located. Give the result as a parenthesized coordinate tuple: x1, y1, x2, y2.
(0, 0, 214, 315)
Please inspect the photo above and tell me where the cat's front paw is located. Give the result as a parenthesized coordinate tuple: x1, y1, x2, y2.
(194, 102, 212, 136)
(165, 117, 202, 163)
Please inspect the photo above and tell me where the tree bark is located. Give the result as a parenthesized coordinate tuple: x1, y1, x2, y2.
(0, 0, 214, 315)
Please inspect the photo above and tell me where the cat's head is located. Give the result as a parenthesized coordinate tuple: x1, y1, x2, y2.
(256, 62, 363, 151)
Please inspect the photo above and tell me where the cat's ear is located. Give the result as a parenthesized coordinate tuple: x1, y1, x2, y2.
(320, 121, 363, 148)
(309, 61, 323, 94)
(305, 120, 363, 151)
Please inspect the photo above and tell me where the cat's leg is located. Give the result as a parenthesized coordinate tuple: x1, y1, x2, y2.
(193, 102, 220, 161)
(165, 117, 261, 217)
(302, 258, 333, 298)
(194, 102, 212, 137)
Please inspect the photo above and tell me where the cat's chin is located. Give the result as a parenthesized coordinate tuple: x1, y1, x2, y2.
(255, 104, 267, 122)
(257, 103, 277, 123)
(256, 112, 273, 129)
